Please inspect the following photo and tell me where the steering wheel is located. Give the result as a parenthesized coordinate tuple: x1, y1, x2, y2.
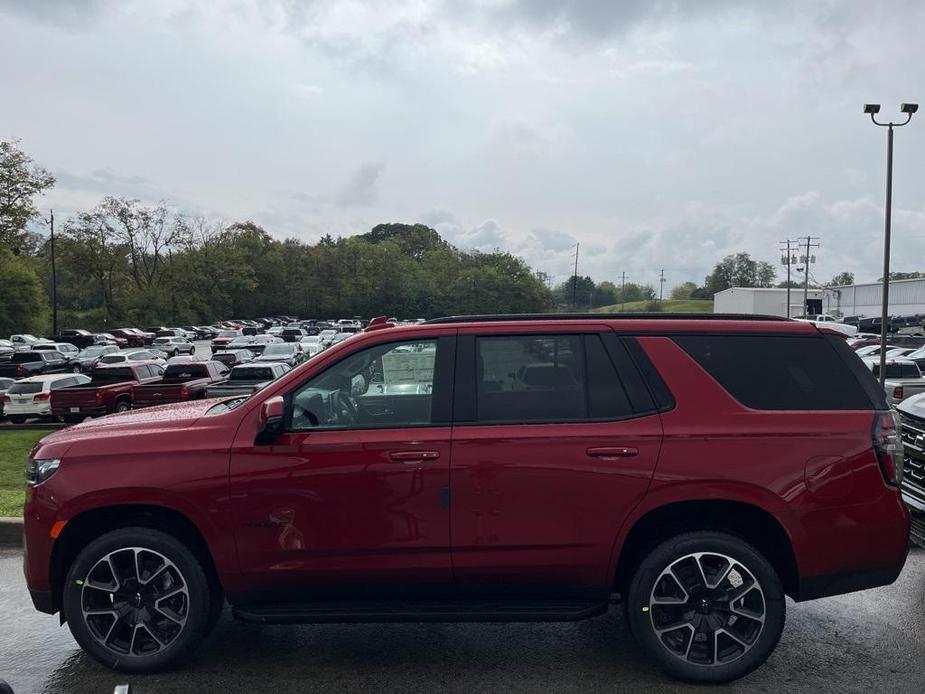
(335, 391, 359, 426)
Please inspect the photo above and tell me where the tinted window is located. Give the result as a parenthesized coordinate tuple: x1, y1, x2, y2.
(476, 335, 589, 423)
(8, 383, 42, 394)
(674, 335, 873, 410)
(290, 340, 437, 430)
(90, 368, 135, 385)
(163, 365, 208, 380)
(99, 355, 125, 364)
(585, 334, 633, 419)
(874, 363, 921, 379)
(11, 353, 40, 363)
(230, 367, 275, 381)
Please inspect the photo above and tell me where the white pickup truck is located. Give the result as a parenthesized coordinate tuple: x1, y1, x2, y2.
(795, 314, 858, 338)
(862, 357, 925, 405)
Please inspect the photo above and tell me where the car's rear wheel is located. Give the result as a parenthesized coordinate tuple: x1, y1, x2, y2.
(626, 531, 785, 684)
(63, 527, 212, 672)
(114, 400, 130, 413)
(9, 417, 25, 424)
(190, 346, 196, 355)
(72, 365, 82, 373)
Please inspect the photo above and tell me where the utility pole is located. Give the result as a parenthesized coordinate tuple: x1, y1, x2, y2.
(658, 269, 665, 303)
(571, 242, 580, 309)
(45, 209, 58, 335)
(620, 272, 626, 313)
(796, 236, 820, 318)
(779, 239, 796, 318)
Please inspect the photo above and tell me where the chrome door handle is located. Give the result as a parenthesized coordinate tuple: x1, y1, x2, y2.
(587, 446, 639, 460)
(389, 450, 441, 463)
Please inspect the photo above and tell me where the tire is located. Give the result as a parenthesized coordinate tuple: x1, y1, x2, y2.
(626, 531, 785, 684)
(72, 365, 82, 373)
(114, 400, 131, 413)
(9, 417, 25, 424)
(190, 346, 196, 355)
(172, 349, 179, 358)
(62, 527, 213, 672)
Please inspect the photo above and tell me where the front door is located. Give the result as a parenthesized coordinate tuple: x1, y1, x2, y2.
(449, 329, 663, 591)
(229, 334, 456, 597)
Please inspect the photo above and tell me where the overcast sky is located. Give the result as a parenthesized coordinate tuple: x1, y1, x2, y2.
(3, 0, 925, 289)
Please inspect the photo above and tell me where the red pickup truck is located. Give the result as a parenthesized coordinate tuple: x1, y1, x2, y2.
(50, 363, 165, 422)
(132, 361, 228, 408)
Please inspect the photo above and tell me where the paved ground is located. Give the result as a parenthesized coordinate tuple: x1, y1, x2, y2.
(1, 546, 923, 694)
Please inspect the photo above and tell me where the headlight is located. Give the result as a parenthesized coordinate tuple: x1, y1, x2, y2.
(26, 458, 61, 486)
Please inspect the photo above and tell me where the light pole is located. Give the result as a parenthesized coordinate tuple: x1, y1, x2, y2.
(866, 102, 918, 386)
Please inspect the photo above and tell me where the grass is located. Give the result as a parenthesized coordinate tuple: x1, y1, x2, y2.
(592, 299, 714, 313)
(0, 430, 47, 517)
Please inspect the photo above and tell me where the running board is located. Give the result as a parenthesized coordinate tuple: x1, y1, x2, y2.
(232, 600, 609, 624)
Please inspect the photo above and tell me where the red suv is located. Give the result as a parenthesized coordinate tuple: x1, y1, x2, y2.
(23, 314, 909, 682)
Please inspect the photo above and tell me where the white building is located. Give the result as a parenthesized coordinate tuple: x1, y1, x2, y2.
(714, 287, 824, 318)
(822, 278, 925, 319)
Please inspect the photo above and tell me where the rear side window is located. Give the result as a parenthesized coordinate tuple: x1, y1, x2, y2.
(874, 363, 921, 379)
(473, 334, 635, 423)
(674, 335, 873, 410)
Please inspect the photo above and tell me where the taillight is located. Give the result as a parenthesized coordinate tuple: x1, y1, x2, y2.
(2, 395, 10, 404)
(872, 411, 904, 486)
(95, 390, 103, 404)
(179, 386, 190, 399)
(16, 365, 24, 376)
(33, 392, 51, 401)
(893, 386, 904, 401)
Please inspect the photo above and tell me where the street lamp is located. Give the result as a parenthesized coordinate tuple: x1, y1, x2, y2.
(866, 102, 917, 386)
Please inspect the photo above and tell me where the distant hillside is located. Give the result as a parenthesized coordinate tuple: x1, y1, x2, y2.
(591, 299, 714, 313)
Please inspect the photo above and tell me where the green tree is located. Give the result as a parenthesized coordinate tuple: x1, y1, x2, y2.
(827, 272, 855, 287)
(0, 139, 55, 249)
(670, 281, 698, 300)
(703, 252, 776, 296)
(0, 247, 49, 335)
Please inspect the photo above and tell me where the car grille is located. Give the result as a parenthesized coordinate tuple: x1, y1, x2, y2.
(899, 412, 925, 494)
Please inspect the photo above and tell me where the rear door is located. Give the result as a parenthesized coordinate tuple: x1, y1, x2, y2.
(449, 327, 664, 590)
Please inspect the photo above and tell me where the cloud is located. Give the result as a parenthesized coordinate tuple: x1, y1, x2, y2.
(336, 161, 385, 207)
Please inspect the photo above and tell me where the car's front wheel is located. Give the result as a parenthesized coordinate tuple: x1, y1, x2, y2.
(63, 527, 213, 672)
(626, 531, 785, 684)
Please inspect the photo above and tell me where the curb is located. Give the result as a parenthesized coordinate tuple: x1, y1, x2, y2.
(0, 517, 23, 546)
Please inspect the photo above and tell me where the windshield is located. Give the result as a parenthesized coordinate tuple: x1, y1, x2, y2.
(262, 345, 294, 356)
(80, 346, 109, 357)
(99, 355, 125, 363)
(218, 331, 239, 338)
(230, 367, 275, 381)
(154, 338, 172, 344)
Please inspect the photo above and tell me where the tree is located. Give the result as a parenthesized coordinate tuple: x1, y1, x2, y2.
(878, 271, 925, 282)
(0, 139, 56, 248)
(0, 247, 49, 336)
(670, 282, 698, 300)
(776, 280, 802, 288)
(702, 252, 776, 296)
(827, 272, 855, 287)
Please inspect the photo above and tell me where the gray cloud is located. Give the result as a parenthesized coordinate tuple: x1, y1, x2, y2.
(336, 161, 386, 207)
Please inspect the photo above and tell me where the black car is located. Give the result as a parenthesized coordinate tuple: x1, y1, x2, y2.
(47, 329, 97, 349)
(211, 349, 256, 369)
(72, 344, 121, 373)
(253, 343, 307, 367)
(0, 351, 69, 378)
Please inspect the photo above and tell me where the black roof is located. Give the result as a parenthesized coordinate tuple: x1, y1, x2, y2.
(424, 312, 790, 325)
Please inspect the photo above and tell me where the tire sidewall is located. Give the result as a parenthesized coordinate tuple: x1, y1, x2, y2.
(626, 531, 786, 684)
(62, 527, 211, 672)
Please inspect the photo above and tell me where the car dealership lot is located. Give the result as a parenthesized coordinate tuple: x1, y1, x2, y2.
(1, 545, 923, 694)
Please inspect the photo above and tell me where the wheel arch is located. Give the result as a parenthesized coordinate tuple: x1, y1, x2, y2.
(614, 499, 800, 599)
(50, 504, 223, 618)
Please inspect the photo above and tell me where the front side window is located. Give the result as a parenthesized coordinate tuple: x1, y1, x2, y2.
(289, 340, 438, 430)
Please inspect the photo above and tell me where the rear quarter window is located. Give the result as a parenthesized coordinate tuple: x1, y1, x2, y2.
(674, 334, 874, 410)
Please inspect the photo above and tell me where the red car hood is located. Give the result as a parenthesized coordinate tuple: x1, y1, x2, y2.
(40, 398, 221, 444)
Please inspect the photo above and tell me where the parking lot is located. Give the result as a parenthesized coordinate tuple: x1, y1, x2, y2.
(0, 545, 922, 693)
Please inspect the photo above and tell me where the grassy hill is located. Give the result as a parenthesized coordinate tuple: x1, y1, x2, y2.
(591, 299, 714, 313)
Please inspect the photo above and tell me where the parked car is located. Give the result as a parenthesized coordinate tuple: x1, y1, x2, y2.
(318, 328, 339, 347)
(0, 350, 69, 378)
(204, 361, 291, 397)
(211, 329, 243, 352)
(211, 349, 256, 369)
(794, 314, 858, 338)
(32, 342, 82, 371)
(151, 336, 196, 357)
(108, 329, 147, 347)
(861, 358, 925, 404)
(97, 332, 129, 348)
(132, 361, 229, 408)
(22, 315, 910, 683)
(71, 345, 121, 373)
(0, 377, 14, 419)
(246, 334, 284, 355)
(50, 363, 164, 422)
(9, 334, 50, 351)
(855, 344, 898, 358)
(3, 373, 92, 423)
(47, 329, 99, 349)
(281, 327, 306, 343)
(298, 335, 324, 358)
(0, 340, 14, 361)
(97, 349, 168, 367)
(897, 393, 925, 547)
(253, 343, 306, 367)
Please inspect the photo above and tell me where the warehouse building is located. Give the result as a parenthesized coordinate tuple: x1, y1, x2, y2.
(713, 287, 824, 318)
(714, 278, 925, 319)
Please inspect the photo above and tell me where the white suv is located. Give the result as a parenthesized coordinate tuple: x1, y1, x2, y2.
(2, 373, 90, 423)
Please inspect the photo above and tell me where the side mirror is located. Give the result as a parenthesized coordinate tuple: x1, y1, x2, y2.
(257, 395, 285, 443)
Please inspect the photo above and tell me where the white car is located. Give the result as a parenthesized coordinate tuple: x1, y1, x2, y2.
(299, 336, 324, 357)
(9, 334, 51, 352)
(97, 349, 168, 367)
(152, 336, 196, 357)
(2, 373, 91, 422)
(318, 329, 339, 347)
(794, 314, 858, 337)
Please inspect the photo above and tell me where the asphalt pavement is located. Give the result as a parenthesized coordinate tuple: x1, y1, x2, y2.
(1, 546, 924, 694)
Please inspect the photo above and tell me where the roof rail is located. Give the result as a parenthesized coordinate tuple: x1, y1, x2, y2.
(424, 312, 791, 324)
